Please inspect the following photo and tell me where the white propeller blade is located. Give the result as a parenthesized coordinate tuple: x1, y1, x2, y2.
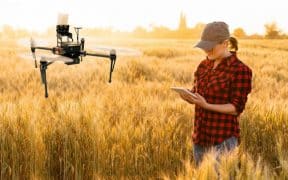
(30, 37, 35, 48)
(92, 45, 142, 57)
(18, 53, 73, 63)
(17, 37, 51, 48)
(40, 55, 74, 63)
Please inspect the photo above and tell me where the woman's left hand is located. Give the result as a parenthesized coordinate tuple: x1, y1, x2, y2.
(181, 93, 208, 108)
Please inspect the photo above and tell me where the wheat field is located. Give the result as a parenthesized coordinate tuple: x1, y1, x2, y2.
(0, 38, 288, 179)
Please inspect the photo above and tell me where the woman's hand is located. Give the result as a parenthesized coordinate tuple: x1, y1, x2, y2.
(179, 92, 208, 108)
(179, 93, 194, 104)
(180, 92, 239, 115)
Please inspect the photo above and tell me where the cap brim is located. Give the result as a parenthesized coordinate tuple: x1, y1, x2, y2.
(194, 40, 218, 51)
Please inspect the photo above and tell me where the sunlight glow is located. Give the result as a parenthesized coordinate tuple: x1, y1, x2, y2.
(0, 0, 287, 35)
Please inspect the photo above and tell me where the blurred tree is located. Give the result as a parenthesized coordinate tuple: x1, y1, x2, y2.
(133, 26, 148, 37)
(190, 22, 205, 38)
(177, 12, 189, 38)
(178, 12, 187, 32)
(16, 28, 30, 38)
(249, 33, 263, 39)
(152, 26, 173, 38)
(233, 27, 247, 38)
(264, 22, 281, 39)
(2, 25, 15, 39)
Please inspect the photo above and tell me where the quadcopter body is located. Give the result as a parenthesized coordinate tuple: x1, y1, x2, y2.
(31, 15, 116, 98)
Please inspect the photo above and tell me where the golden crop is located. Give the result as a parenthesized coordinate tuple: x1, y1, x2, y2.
(0, 38, 287, 179)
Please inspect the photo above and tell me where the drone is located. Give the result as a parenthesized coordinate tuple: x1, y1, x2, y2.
(29, 14, 134, 98)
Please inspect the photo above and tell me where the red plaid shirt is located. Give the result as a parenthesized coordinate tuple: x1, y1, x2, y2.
(189, 51, 252, 146)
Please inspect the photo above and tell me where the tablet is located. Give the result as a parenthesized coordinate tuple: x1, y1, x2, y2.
(170, 87, 197, 98)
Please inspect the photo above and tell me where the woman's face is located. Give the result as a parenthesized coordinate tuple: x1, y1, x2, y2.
(204, 40, 228, 60)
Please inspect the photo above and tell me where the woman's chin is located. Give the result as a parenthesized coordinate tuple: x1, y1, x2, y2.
(207, 56, 215, 60)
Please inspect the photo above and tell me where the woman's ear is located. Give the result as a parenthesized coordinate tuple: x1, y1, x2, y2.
(223, 40, 229, 48)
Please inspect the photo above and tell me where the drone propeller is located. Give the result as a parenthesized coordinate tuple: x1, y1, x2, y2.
(39, 55, 74, 63)
(18, 52, 75, 66)
(30, 37, 37, 68)
(17, 37, 54, 68)
(30, 37, 35, 48)
(91, 45, 142, 57)
(17, 37, 51, 48)
(18, 38, 142, 57)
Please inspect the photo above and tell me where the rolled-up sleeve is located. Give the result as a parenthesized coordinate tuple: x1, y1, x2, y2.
(190, 70, 197, 93)
(189, 61, 204, 93)
(230, 66, 252, 115)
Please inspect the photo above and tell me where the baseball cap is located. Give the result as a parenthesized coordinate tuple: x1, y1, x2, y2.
(194, 21, 230, 51)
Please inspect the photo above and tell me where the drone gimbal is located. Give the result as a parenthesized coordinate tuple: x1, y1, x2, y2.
(31, 24, 116, 98)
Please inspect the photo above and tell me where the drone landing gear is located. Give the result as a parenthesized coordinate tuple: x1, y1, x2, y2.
(40, 61, 53, 98)
(84, 50, 116, 83)
(109, 56, 116, 83)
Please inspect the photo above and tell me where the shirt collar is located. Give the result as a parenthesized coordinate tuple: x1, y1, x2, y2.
(206, 51, 237, 68)
(226, 51, 237, 66)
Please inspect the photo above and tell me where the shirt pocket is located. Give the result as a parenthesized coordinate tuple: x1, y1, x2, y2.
(207, 74, 230, 93)
(196, 71, 209, 94)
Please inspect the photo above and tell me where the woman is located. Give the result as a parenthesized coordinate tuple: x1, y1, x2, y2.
(180, 21, 252, 167)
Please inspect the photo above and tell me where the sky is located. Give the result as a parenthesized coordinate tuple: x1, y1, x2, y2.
(0, 0, 287, 35)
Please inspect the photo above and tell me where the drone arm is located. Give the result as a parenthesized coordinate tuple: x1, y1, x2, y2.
(34, 47, 54, 51)
(82, 51, 117, 83)
(31, 47, 59, 68)
(84, 52, 110, 58)
(30, 37, 53, 67)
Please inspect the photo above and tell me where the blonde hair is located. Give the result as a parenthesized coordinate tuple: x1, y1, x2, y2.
(228, 36, 238, 52)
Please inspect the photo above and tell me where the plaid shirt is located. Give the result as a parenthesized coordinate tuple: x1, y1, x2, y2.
(189, 51, 252, 146)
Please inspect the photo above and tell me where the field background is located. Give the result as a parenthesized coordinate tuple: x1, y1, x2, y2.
(1, 38, 288, 179)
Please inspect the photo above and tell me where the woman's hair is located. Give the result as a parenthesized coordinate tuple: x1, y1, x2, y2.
(228, 36, 238, 52)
